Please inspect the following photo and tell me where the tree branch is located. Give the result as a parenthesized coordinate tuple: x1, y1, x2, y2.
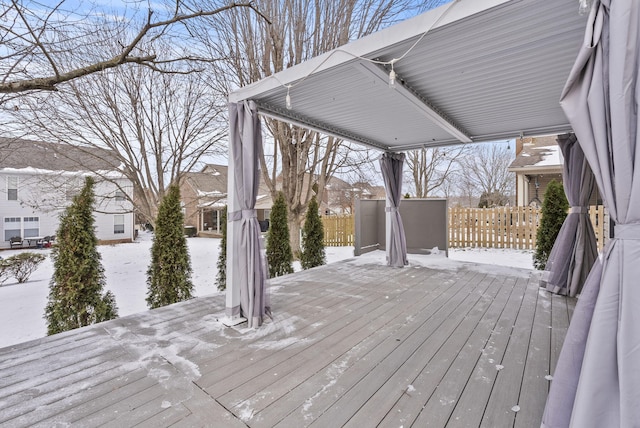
(0, 2, 270, 94)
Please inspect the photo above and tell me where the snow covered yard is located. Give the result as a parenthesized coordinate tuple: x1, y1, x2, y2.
(0, 231, 223, 348)
(449, 247, 534, 270)
(0, 233, 533, 349)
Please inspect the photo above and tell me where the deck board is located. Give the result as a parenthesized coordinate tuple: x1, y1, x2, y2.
(480, 274, 540, 427)
(0, 255, 574, 428)
(443, 275, 530, 428)
(391, 276, 517, 428)
(348, 274, 504, 427)
(248, 269, 470, 427)
(197, 269, 400, 394)
(550, 293, 571, 375)
(339, 273, 502, 428)
(217, 268, 454, 408)
(514, 287, 552, 428)
(277, 270, 486, 428)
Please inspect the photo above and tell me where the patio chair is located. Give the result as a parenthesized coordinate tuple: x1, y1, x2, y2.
(9, 236, 23, 249)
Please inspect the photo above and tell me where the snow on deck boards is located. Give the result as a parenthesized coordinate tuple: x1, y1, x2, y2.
(0, 256, 574, 427)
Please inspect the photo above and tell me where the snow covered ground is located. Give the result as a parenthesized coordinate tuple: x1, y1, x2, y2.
(0, 232, 534, 349)
(448, 247, 534, 270)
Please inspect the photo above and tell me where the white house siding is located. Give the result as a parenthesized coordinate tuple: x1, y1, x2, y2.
(0, 172, 134, 249)
(92, 177, 135, 243)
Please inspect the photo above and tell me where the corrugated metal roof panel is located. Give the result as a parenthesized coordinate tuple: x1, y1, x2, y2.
(231, 0, 587, 151)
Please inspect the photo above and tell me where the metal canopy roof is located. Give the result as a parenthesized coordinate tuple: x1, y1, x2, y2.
(229, 0, 587, 152)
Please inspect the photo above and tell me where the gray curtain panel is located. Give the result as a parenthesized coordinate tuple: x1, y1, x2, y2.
(542, 260, 602, 428)
(229, 101, 269, 328)
(380, 152, 408, 267)
(542, 1, 640, 426)
(541, 133, 598, 296)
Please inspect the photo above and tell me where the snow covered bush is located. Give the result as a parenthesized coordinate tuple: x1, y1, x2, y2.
(266, 192, 293, 277)
(45, 176, 118, 335)
(300, 196, 326, 270)
(146, 184, 194, 308)
(2, 252, 46, 284)
(534, 179, 568, 270)
(0, 260, 9, 285)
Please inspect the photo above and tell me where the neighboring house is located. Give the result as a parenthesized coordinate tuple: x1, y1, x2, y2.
(508, 135, 565, 207)
(0, 138, 135, 248)
(325, 179, 386, 215)
(180, 164, 385, 235)
(180, 164, 272, 235)
(273, 174, 383, 216)
(509, 135, 600, 207)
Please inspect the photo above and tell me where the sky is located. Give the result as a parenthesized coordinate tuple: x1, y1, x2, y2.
(0, 231, 534, 350)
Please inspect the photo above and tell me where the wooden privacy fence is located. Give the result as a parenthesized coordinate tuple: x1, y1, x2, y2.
(449, 206, 539, 250)
(321, 214, 355, 246)
(589, 205, 607, 251)
(448, 205, 606, 250)
(322, 206, 607, 250)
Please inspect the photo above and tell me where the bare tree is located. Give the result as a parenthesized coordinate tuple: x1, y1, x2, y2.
(195, 0, 442, 252)
(405, 146, 469, 198)
(11, 38, 226, 226)
(319, 159, 384, 214)
(0, 0, 266, 101)
(438, 173, 458, 199)
(459, 143, 514, 207)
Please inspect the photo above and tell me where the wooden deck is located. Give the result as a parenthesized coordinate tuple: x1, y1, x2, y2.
(0, 255, 574, 427)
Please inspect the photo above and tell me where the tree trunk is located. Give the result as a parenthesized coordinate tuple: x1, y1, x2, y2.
(288, 216, 302, 259)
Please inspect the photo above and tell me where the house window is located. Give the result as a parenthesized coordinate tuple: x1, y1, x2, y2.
(23, 217, 39, 238)
(4, 217, 21, 241)
(115, 189, 126, 201)
(114, 215, 125, 234)
(7, 177, 18, 201)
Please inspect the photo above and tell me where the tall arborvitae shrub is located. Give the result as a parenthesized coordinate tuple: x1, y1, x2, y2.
(266, 192, 293, 277)
(216, 206, 227, 291)
(301, 196, 326, 269)
(146, 184, 194, 308)
(45, 176, 118, 335)
(534, 179, 569, 270)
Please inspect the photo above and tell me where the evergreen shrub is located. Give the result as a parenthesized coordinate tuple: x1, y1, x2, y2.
(216, 206, 227, 291)
(146, 184, 194, 308)
(534, 179, 569, 270)
(45, 176, 118, 335)
(301, 196, 326, 270)
(266, 192, 293, 277)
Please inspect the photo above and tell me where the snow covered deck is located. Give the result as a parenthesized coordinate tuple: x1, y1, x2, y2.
(0, 255, 573, 427)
